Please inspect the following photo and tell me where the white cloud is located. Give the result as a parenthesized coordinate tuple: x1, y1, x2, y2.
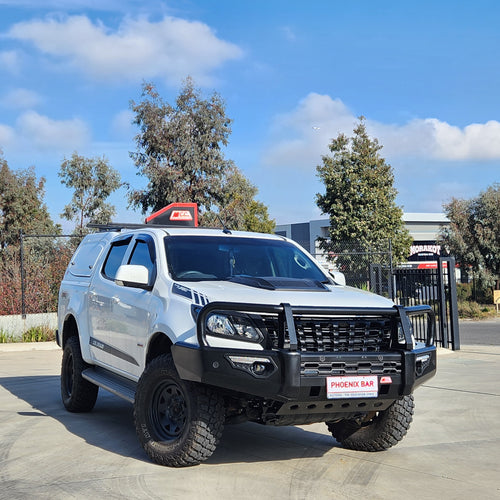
(0, 123, 15, 147)
(264, 93, 500, 168)
(1, 88, 42, 109)
(7, 15, 243, 86)
(111, 109, 134, 139)
(0, 50, 21, 74)
(426, 119, 500, 160)
(265, 93, 361, 167)
(15, 111, 90, 151)
(374, 118, 500, 160)
(371, 119, 437, 158)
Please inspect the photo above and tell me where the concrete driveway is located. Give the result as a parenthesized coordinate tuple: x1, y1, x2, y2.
(0, 341, 499, 500)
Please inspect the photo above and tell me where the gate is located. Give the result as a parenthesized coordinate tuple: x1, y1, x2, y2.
(394, 257, 460, 350)
(313, 241, 460, 350)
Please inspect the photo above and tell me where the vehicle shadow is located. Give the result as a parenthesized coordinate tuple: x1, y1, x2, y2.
(0, 374, 340, 466)
(208, 421, 337, 465)
(0, 374, 146, 463)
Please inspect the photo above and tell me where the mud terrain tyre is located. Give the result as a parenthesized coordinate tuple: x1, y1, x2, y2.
(327, 395, 414, 451)
(61, 336, 99, 412)
(134, 354, 225, 467)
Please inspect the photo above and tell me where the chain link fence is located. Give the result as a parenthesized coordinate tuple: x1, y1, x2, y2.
(313, 239, 394, 298)
(0, 231, 82, 317)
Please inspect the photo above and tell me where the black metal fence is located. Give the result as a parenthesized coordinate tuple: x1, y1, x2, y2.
(394, 257, 460, 349)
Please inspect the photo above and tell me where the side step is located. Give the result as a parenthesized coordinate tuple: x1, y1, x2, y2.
(82, 367, 137, 403)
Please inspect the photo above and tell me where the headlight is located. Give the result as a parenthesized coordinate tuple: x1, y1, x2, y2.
(205, 312, 263, 343)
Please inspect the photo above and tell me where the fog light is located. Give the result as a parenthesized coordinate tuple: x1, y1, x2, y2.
(252, 362, 267, 375)
(226, 355, 276, 377)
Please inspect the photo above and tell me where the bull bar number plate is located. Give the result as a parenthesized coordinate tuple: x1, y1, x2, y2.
(326, 375, 378, 399)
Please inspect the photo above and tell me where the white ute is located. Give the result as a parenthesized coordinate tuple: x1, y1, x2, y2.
(57, 204, 436, 467)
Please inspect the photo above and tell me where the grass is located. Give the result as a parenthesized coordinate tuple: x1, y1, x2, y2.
(0, 325, 56, 343)
(0, 330, 18, 343)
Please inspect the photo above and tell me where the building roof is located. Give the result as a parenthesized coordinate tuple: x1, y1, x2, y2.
(402, 213, 449, 223)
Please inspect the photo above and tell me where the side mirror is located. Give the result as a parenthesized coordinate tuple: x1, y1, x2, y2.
(115, 265, 151, 290)
(329, 271, 346, 286)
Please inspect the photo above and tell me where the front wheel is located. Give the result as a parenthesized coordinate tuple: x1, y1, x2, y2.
(134, 354, 225, 467)
(327, 395, 414, 451)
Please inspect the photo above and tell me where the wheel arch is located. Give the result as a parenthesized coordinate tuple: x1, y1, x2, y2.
(61, 314, 79, 349)
(146, 332, 173, 365)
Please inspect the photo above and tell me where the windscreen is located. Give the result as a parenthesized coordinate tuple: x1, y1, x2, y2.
(164, 235, 329, 283)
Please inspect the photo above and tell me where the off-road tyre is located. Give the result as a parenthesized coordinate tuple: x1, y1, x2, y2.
(134, 354, 225, 467)
(327, 395, 414, 451)
(61, 336, 99, 412)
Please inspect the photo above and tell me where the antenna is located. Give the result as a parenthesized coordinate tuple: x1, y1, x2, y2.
(217, 214, 232, 234)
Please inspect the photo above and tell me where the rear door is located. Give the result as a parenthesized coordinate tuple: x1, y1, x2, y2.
(88, 233, 157, 377)
(87, 234, 132, 369)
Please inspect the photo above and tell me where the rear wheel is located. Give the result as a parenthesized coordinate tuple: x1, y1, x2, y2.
(61, 336, 98, 412)
(134, 354, 225, 467)
(327, 395, 414, 451)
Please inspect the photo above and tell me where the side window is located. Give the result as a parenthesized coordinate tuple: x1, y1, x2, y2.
(128, 238, 156, 284)
(102, 238, 131, 280)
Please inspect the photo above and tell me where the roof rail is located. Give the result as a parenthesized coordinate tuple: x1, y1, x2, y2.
(87, 223, 158, 232)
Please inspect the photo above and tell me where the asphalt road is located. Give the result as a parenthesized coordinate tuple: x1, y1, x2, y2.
(0, 325, 499, 500)
(459, 317, 500, 345)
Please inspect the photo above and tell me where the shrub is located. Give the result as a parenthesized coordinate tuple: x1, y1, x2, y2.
(456, 282, 494, 305)
(22, 325, 56, 343)
(0, 330, 18, 343)
(458, 300, 496, 319)
(456, 283, 473, 302)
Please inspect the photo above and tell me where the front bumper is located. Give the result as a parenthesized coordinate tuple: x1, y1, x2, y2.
(172, 342, 436, 404)
(171, 301, 437, 408)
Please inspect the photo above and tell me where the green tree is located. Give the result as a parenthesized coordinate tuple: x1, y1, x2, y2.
(439, 183, 500, 291)
(59, 152, 121, 233)
(0, 155, 62, 314)
(129, 79, 231, 214)
(0, 156, 59, 246)
(128, 79, 273, 231)
(316, 117, 412, 263)
(201, 167, 275, 233)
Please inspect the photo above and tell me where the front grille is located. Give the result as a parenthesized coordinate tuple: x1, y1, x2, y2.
(301, 358, 402, 376)
(262, 315, 394, 353)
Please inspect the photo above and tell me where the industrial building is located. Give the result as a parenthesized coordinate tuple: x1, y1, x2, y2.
(275, 213, 450, 262)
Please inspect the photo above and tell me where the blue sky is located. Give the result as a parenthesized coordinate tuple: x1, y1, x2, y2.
(1, 0, 499, 231)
